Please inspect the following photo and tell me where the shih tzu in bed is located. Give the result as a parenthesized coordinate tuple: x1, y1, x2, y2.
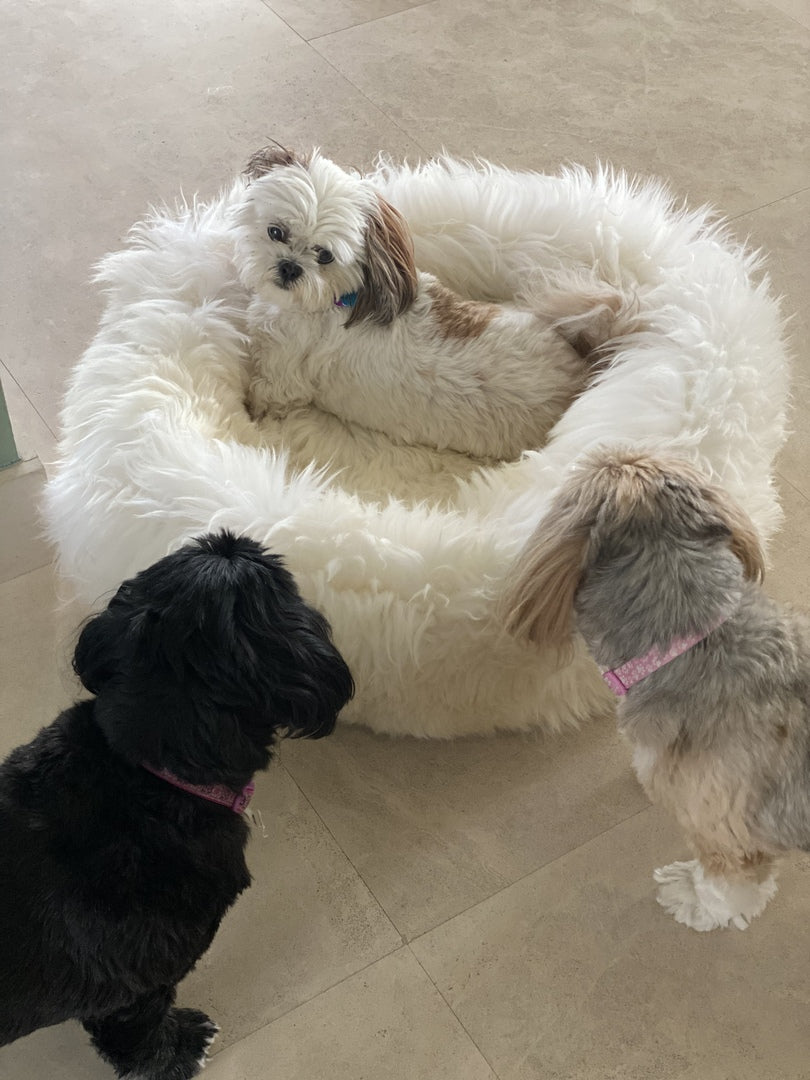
(503, 447, 810, 931)
(0, 531, 353, 1077)
(231, 147, 637, 461)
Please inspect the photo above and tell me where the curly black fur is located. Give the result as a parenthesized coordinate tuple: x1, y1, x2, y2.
(0, 532, 353, 1078)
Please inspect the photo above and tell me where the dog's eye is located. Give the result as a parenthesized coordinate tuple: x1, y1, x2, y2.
(315, 248, 334, 265)
(267, 225, 287, 243)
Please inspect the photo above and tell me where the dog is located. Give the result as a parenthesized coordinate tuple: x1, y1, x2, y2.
(231, 146, 637, 461)
(0, 531, 353, 1077)
(502, 447, 810, 931)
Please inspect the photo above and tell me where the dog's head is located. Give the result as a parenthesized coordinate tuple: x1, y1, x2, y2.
(74, 531, 354, 786)
(233, 146, 417, 327)
(501, 447, 765, 658)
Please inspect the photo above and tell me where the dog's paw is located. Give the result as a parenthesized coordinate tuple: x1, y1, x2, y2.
(128, 1009, 218, 1080)
(178, 1009, 218, 1074)
(654, 860, 715, 931)
(245, 391, 308, 424)
(171, 1009, 219, 1077)
(654, 859, 777, 932)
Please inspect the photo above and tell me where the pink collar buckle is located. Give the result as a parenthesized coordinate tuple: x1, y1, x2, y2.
(142, 764, 255, 814)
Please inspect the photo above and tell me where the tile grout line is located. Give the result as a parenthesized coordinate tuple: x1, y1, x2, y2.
(0, 359, 59, 445)
(726, 185, 810, 222)
(0, 560, 55, 591)
(303, 0, 440, 43)
(256, 0, 308, 44)
(242, 757, 507, 1074)
(306, 36, 432, 158)
(407, 802, 655, 947)
(283, 746, 655, 949)
(390, 803, 659, 1069)
(209, 936, 408, 1056)
(406, 941, 503, 1079)
(775, 469, 810, 507)
(205, 761, 408, 1050)
(253, 0, 433, 161)
(761, 0, 810, 32)
(276, 757, 405, 940)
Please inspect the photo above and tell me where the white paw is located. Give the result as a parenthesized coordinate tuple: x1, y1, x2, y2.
(653, 859, 777, 931)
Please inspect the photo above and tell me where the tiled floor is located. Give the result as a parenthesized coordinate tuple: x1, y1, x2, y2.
(1, 1, 808, 1077)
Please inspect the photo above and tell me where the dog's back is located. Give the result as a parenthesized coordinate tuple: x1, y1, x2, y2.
(0, 699, 251, 1047)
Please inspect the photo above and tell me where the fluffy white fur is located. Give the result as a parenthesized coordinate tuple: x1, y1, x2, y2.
(234, 150, 633, 461)
(654, 859, 778, 931)
(43, 156, 790, 737)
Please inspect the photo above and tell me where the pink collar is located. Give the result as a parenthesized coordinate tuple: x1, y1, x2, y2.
(142, 764, 255, 814)
(601, 617, 727, 697)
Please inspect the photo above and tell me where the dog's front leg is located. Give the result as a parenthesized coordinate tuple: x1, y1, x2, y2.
(245, 323, 316, 422)
(83, 986, 218, 1080)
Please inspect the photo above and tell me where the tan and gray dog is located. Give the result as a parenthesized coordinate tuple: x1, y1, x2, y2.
(503, 447, 810, 931)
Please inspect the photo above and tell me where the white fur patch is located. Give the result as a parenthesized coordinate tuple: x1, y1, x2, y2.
(654, 859, 778, 931)
(632, 744, 658, 787)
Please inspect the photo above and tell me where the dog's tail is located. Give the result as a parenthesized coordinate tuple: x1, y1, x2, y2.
(523, 270, 640, 360)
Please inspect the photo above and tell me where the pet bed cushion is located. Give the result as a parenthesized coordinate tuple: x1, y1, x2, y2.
(44, 158, 790, 737)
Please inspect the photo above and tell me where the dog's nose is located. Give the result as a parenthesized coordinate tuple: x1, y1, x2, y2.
(277, 260, 303, 286)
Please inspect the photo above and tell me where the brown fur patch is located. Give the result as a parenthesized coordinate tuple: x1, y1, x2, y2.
(699, 850, 775, 882)
(347, 196, 418, 328)
(640, 741, 779, 878)
(500, 485, 595, 653)
(243, 145, 309, 180)
(427, 281, 499, 340)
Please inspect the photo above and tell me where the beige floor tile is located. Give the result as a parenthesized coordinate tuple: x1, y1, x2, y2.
(732, 190, 810, 507)
(282, 717, 647, 939)
(412, 806, 810, 1080)
(0, 562, 80, 754)
(2, 0, 424, 432)
(0, 1023, 112, 1080)
(205, 947, 497, 1079)
(313, 0, 809, 215)
(769, 477, 810, 610)
(266, 0, 431, 40)
(179, 762, 401, 1049)
(777, 417, 810, 504)
(0, 460, 56, 584)
(0, 363, 55, 467)
(762, 0, 810, 30)
(733, 187, 810, 391)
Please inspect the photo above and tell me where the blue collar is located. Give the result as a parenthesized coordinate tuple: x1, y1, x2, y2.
(334, 291, 358, 309)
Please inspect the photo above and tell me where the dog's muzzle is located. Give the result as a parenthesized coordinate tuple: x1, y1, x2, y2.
(276, 260, 303, 288)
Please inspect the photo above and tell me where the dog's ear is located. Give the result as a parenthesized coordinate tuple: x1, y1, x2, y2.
(73, 609, 118, 695)
(698, 483, 766, 583)
(648, 454, 767, 584)
(244, 145, 309, 181)
(346, 195, 418, 328)
(501, 476, 602, 652)
(73, 588, 159, 696)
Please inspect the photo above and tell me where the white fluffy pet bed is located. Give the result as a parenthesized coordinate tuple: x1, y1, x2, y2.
(44, 158, 790, 737)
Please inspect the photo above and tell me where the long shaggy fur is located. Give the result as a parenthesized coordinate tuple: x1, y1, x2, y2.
(503, 449, 810, 931)
(43, 155, 790, 737)
(0, 532, 353, 1075)
(234, 149, 636, 460)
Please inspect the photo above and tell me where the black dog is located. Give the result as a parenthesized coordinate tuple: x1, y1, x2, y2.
(0, 531, 353, 1078)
